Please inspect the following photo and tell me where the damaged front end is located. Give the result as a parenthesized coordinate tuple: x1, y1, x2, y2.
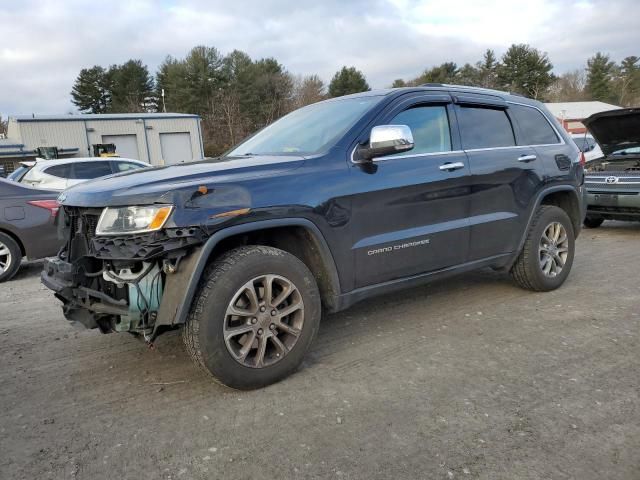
(41, 206, 204, 339)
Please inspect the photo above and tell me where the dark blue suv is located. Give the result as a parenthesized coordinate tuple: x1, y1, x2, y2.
(42, 85, 586, 389)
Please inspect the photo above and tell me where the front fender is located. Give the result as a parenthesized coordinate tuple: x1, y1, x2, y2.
(154, 218, 341, 330)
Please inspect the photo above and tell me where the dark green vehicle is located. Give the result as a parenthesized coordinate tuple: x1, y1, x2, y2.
(583, 108, 640, 228)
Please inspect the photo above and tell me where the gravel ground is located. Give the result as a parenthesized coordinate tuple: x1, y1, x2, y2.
(0, 222, 638, 480)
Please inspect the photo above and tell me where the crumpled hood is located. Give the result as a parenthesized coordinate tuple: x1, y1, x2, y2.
(584, 108, 640, 156)
(59, 155, 305, 207)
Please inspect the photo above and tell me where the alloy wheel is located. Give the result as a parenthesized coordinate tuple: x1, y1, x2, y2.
(0, 240, 12, 275)
(223, 274, 305, 368)
(539, 222, 569, 278)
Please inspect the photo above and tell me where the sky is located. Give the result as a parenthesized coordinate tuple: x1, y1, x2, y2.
(1, 0, 638, 119)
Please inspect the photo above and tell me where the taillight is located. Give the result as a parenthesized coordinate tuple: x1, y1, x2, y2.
(27, 200, 60, 217)
(579, 152, 586, 166)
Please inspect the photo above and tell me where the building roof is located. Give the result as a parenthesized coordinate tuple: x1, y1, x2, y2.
(10, 113, 200, 122)
(545, 101, 621, 120)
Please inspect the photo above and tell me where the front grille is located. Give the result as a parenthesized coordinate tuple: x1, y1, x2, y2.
(64, 207, 103, 259)
(586, 173, 640, 184)
(84, 214, 99, 240)
(68, 209, 100, 239)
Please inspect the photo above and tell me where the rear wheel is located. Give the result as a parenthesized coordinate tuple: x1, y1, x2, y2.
(183, 246, 321, 390)
(583, 216, 604, 228)
(511, 205, 575, 292)
(0, 233, 21, 283)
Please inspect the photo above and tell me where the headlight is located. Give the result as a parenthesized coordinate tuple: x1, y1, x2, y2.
(96, 205, 173, 235)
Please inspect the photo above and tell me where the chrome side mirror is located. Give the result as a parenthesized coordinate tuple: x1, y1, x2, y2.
(357, 125, 414, 161)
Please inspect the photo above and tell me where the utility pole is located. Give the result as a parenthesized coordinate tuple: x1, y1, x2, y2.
(161, 89, 166, 113)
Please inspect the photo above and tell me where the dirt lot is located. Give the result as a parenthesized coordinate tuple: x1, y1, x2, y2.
(1, 223, 639, 480)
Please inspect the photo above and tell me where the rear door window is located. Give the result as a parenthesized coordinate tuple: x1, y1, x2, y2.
(387, 105, 452, 156)
(510, 104, 560, 145)
(457, 106, 515, 149)
(71, 161, 113, 179)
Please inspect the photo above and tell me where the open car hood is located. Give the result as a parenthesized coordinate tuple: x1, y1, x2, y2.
(584, 108, 640, 156)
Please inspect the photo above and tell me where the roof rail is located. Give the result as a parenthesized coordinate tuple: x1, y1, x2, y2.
(420, 83, 444, 87)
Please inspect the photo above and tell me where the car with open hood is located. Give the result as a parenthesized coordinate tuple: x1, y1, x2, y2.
(582, 108, 640, 228)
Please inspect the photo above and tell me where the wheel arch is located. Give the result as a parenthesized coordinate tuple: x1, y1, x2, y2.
(156, 218, 342, 331)
(0, 227, 26, 257)
(539, 188, 583, 236)
(506, 186, 583, 270)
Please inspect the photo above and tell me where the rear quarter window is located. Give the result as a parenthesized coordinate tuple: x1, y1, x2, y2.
(510, 104, 560, 145)
(113, 161, 143, 172)
(457, 106, 515, 149)
(43, 164, 73, 178)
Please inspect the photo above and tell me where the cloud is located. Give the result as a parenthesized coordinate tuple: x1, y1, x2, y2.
(0, 0, 638, 118)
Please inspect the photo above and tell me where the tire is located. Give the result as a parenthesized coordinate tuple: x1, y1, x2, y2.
(182, 245, 321, 390)
(510, 205, 575, 292)
(0, 232, 21, 283)
(583, 216, 604, 229)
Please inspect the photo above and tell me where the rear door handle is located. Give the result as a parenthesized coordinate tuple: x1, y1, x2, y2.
(518, 154, 537, 162)
(439, 162, 465, 171)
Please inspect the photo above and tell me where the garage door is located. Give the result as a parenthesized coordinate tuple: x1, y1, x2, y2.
(102, 134, 139, 160)
(160, 132, 193, 165)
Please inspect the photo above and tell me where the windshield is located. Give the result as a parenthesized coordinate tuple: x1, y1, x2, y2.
(228, 96, 383, 156)
(612, 146, 640, 155)
(572, 136, 596, 153)
(7, 165, 30, 182)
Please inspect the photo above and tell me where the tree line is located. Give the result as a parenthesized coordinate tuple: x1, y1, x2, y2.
(71, 44, 639, 156)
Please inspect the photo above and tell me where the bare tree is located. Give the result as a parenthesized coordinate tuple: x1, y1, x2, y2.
(547, 70, 587, 102)
(0, 115, 7, 137)
(292, 74, 326, 108)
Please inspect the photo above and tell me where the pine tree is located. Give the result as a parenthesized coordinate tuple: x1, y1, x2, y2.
(616, 56, 640, 106)
(456, 63, 480, 86)
(417, 62, 458, 84)
(70, 66, 111, 113)
(182, 46, 225, 116)
(585, 52, 616, 103)
(497, 44, 554, 99)
(328, 67, 370, 97)
(109, 60, 155, 112)
(477, 49, 499, 89)
(156, 56, 189, 112)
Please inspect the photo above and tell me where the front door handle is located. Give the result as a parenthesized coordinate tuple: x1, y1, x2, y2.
(439, 162, 465, 171)
(518, 154, 537, 162)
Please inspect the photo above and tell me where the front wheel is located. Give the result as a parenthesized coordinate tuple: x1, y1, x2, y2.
(183, 246, 321, 390)
(510, 205, 575, 292)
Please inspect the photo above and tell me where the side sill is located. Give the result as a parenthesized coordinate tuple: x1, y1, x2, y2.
(333, 253, 513, 312)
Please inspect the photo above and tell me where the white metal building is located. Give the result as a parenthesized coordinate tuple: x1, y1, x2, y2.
(5, 113, 204, 168)
(545, 102, 621, 134)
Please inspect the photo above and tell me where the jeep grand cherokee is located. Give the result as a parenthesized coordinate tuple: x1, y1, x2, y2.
(42, 85, 586, 389)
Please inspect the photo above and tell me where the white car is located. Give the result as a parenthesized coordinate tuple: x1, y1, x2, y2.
(571, 134, 604, 162)
(9, 157, 149, 190)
